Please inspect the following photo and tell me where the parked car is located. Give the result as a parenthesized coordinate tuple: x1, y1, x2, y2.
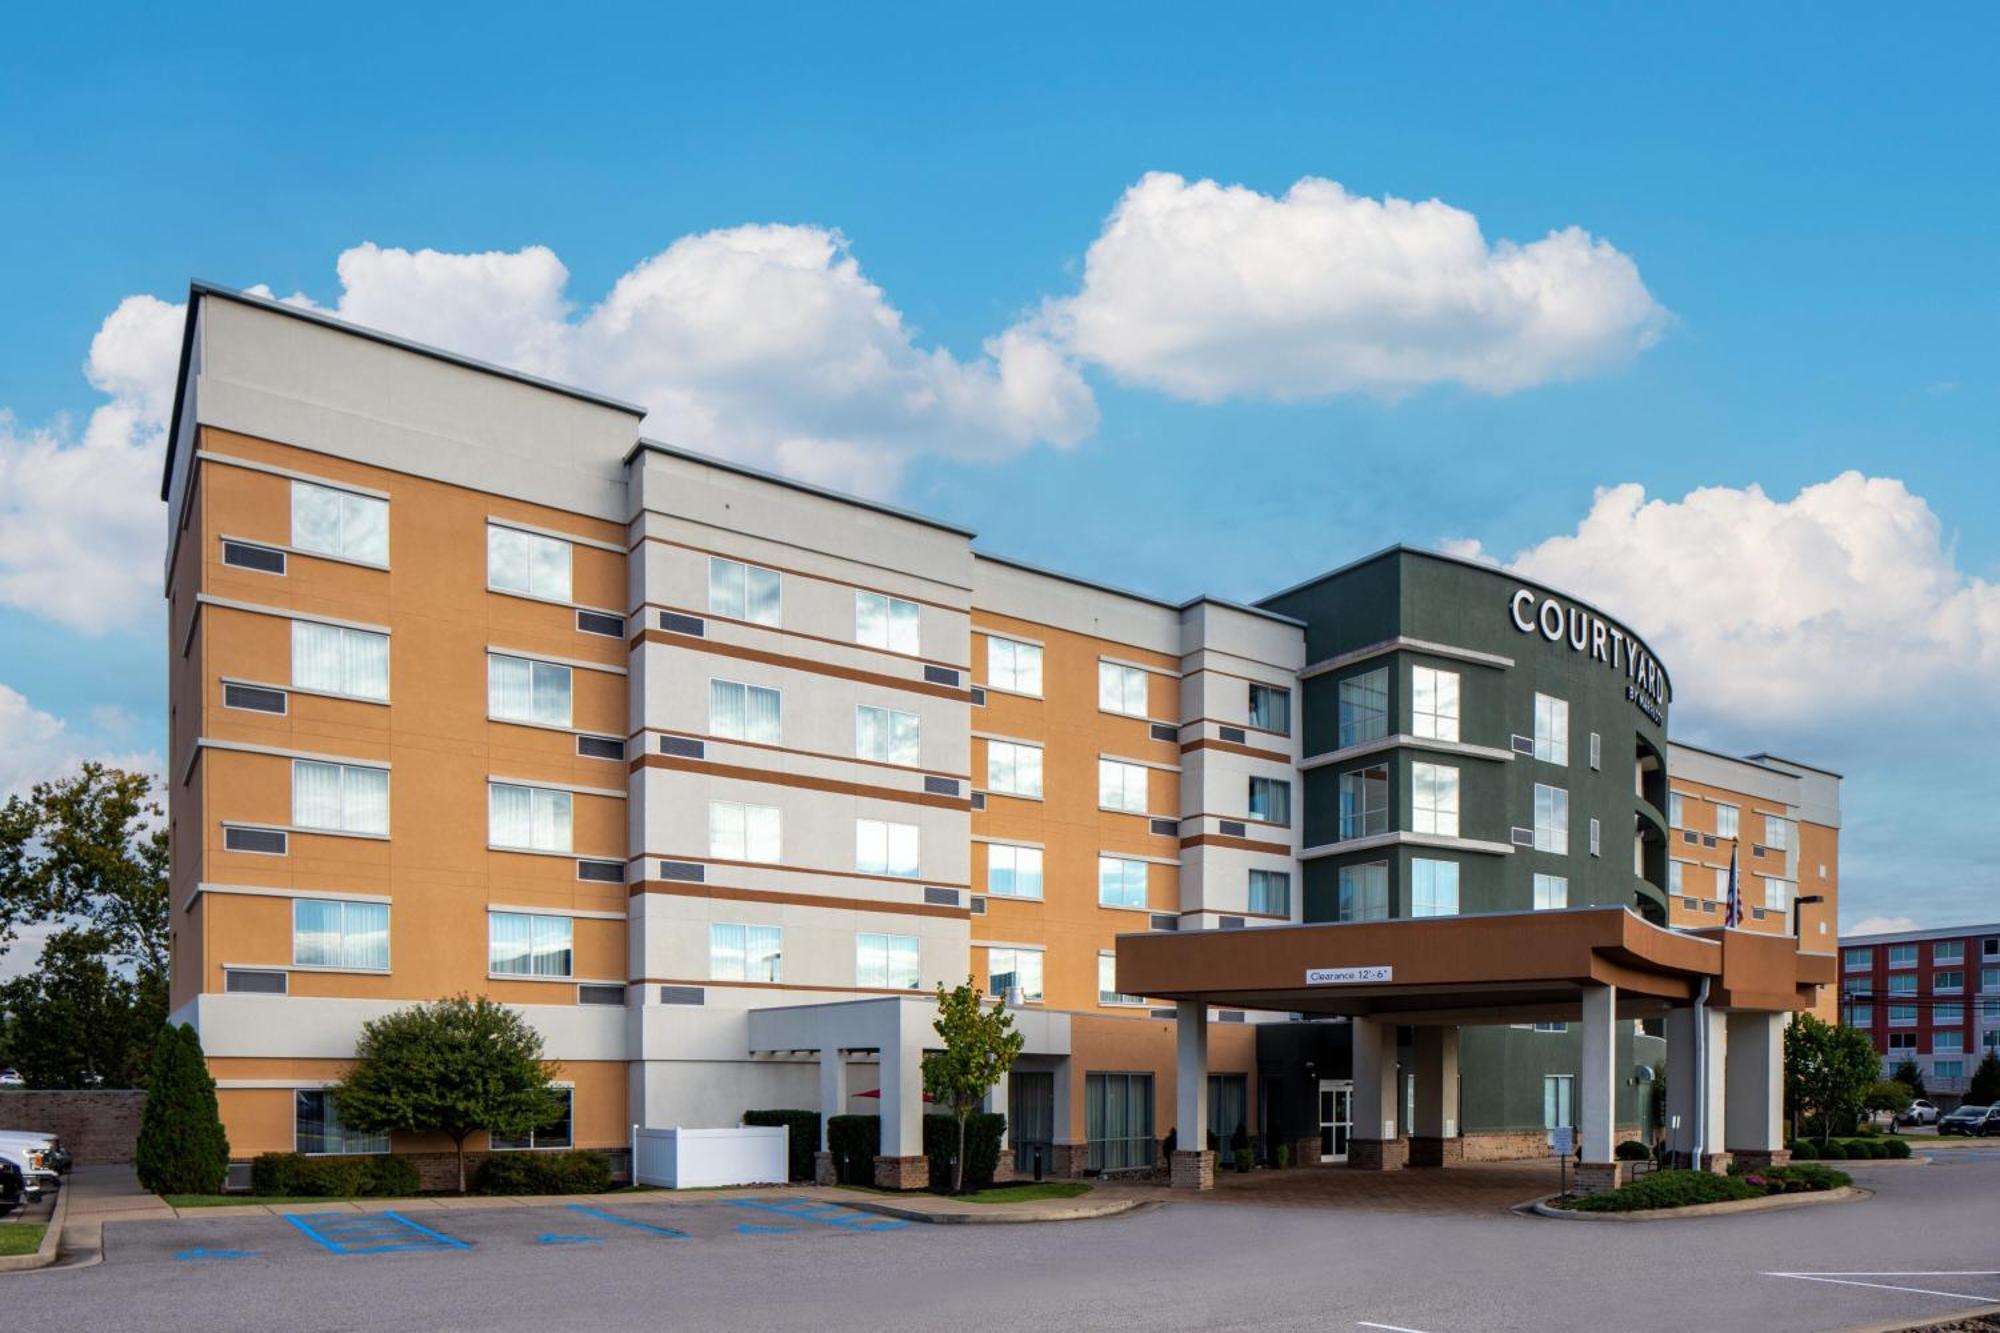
(1899, 1098, 1941, 1127)
(0, 1069, 23, 1088)
(0, 1131, 70, 1175)
(1938, 1105, 2000, 1137)
(0, 1158, 22, 1210)
(0, 1140, 57, 1202)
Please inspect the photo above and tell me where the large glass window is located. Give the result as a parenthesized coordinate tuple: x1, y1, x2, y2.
(1764, 815, 1791, 851)
(709, 801, 780, 863)
(1935, 940, 1966, 964)
(1669, 792, 1685, 825)
(492, 1088, 573, 1151)
(489, 782, 572, 853)
(854, 591, 920, 655)
(986, 637, 1043, 695)
(487, 525, 572, 601)
(1085, 1072, 1154, 1172)
(293, 760, 389, 835)
(1411, 762, 1459, 837)
(291, 480, 388, 565)
(1543, 1075, 1574, 1133)
(1669, 861, 1685, 895)
(1249, 683, 1291, 735)
(292, 899, 390, 970)
(1715, 803, 1739, 839)
(1338, 668, 1388, 748)
(1098, 662, 1150, 716)
(709, 678, 781, 743)
(709, 923, 782, 983)
(1934, 1060, 1965, 1080)
(1533, 693, 1569, 765)
(1337, 862, 1389, 922)
(489, 653, 572, 728)
(1339, 765, 1388, 839)
(1411, 859, 1459, 917)
(1249, 776, 1291, 826)
(986, 740, 1044, 797)
(1533, 873, 1568, 911)
(1098, 856, 1149, 909)
(296, 1089, 387, 1156)
(292, 621, 389, 701)
(1847, 1004, 1873, 1029)
(1098, 759, 1150, 813)
(708, 557, 780, 625)
(855, 819, 920, 878)
(1249, 869, 1290, 916)
(1935, 1003, 1964, 1025)
(1098, 953, 1143, 1006)
(856, 704, 920, 765)
(489, 912, 573, 977)
(1845, 947, 1873, 971)
(1533, 783, 1569, 854)
(1888, 973, 1917, 994)
(1762, 877, 1790, 912)
(1412, 667, 1459, 742)
(1982, 967, 1999, 991)
(1888, 944, 1919, 968)
(986, 844, 1043, 899)
(1934, 1031, 1965, 1055)
(987, 947, 1044, 1002)
(857, 933, 920, 990)
(1889, 1005, 1917, 1026)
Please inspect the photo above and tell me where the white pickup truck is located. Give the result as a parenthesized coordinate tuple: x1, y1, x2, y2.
(0, 1133, 64, 1202)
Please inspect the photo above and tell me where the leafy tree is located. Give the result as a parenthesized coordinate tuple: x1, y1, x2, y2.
(135, 1024, 230, 1194)
(1862, 1080, 1913, 1128)
(1891, 1058, 1928, 1101)
(923, 979, 1024, 1194)
(1967, 1052, 2000, 1106)
(1785, 1013, 1881, 1142)
(331, 995, 564, 1193)
(0, 928, 155, 1087)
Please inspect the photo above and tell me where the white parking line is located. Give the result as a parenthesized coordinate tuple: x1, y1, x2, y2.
(1357, 1322, 1438, 1333)
(1765, 1270, 2000, 1303)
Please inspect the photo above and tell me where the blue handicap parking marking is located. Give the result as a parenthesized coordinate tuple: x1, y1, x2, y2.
(564, 1203, 689, 1238)
(736, 1223, 798, 1235)
(283, 1210, 471, 1256)
(175, 1248, 256, 1261)
(537, 1233, 602, 1246)
(731, 1197, 908, 1232)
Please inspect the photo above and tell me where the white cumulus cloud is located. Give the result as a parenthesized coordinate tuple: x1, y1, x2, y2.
(1037, 172, 1668, 403)
(0, 683, 158, 801)
(1844, 914, 1922, 936)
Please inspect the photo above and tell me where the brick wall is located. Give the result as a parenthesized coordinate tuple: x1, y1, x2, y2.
(0, 1090, 147, 1163)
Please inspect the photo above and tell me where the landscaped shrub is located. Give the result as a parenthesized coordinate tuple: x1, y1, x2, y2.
(743, 1110, 821, 1182)
(1614, 1139, 1650, 1161)
(924, 1112, 1004, 1191)
(1815, 1141, 1847, 1159)
(249, 1152, 420, 1198)
(826, 1114, 881, 1186)
(1883, 1138, 1912, 1159)
(1787, 1140, 1818, 1160)
(1855, 1121, 1881, 1138)
(135, 1025, 231, 1195)
(1567, 1169, 1761, 1212)
(475, 1150, 614, 1195)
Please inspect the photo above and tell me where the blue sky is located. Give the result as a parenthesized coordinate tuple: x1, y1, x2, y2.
(1, 3, 1994, 932)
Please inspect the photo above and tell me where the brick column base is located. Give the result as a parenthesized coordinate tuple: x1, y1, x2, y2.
(1407, 1135, 1464, 1168)
(1047, 1143, 1088, 1179)
(1700, 1151, 1735, 1175)
(1170, 1149, 1215, 1191)
(1572, 1161, 1634, 1196)
(1728, 1148, 1789, 1170)
(989, 1155, 1018, 1184)
(1292, 1136, 1323, 1168)
(813, 1151, 837, 1186)
(1347, 1137, 1408, 1171)
(873, 1154, 929, 1191)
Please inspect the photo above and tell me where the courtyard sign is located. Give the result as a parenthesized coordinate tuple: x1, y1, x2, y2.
(1508, 588, 1670, 725)
(1305, 965, 1393, 985)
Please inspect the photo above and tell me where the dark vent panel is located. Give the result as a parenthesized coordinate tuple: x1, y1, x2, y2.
(923, 776, 960, 797)
(971, 687, 987, 706)
(1218, 1010, 1246, 1023)
(656, 860, 706, 883)
(1510, 827, 1534, 848)
(658, 611, 705, 636)
(578, 984, 626, 1006)
(659, 986, 705, 1006)
(658, 735, 706, 759)
(1220, 916, 1245, 930)
(1148, 914, 1178, 932)
(576, 735, 624, 761)
(1219, 726, 1246, 744)
(576, 610, 625, 638)
(221, 540, 286, 574)
(1149, 817, 1178, 837)
(225, 969, 287, 995)
(224, 826, 288, 855)
(970, 793, 986, 811)
(1219, 820, 1246, 838)
(1150, 723, 1178, 743)
(970, 896, 986, 915)
(577, 859, 625, 884)
(223, 683, 287, 714)
(922, 887, 960, 907)
(1511, 735, 1535, 755)
(1149, 1008, 1178, 1020)
(923, 665, 961, 687)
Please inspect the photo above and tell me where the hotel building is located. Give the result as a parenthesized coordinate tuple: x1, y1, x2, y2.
(163, 284, 1838, 1190)
(1838, 922, 2000, 1102)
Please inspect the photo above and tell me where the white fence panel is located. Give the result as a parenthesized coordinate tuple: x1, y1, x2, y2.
(632, 1125, 788, 1189)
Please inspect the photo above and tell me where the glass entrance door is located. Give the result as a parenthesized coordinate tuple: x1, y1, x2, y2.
(1318, 1079, 1353, 1162)
(1010, 1071, 1055, 1173)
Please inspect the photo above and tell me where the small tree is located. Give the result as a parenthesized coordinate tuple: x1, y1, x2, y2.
(1892, 1058, 1928, 1101)
(1785, 1013, 1881, 1143)
(1967, 1052, 2000, 1106)
(134, 1024, 230, 1195)
(331, 996, 564, 1193)
(923, 979, 1024, 1194)
(1862, 1080, 1913, 1129)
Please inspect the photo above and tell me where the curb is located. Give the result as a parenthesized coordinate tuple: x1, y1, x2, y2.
(0, 1184, 68, 1273)
(1531, 1185, 1867, 1222)
(1841, 1300, 2000, 1333)
(834, 1196, 1149, 1225)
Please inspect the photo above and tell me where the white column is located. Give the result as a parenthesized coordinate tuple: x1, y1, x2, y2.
(1051, 1055, 1076, 1149)
(879, 1008, 927, 1159)
(1351, 1016, 1398, 1142)
(985, 1067, 1011, 1152)
(1665, 1003, 1729, 1164)
(1724, 1011, 1784, 1155)
(1580, 985, 1617, 1164)
(1175, 999, 1209, 1150)
(818, 1048, 847, 1152)
(1411, 1025, 1460, 1139)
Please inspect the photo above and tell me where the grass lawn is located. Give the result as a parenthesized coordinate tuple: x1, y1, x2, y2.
(951, 1182, 1092, 1204)
(0, 1224, 46, 1256)
(164, 1193, 416, 1208)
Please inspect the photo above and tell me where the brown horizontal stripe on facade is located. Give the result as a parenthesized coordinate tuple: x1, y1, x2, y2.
(630, 752, 972, 811)
(632, 535, 972, 609)
(636, 601, 971, 673)
(632, 727, 971, 781)
(630, 976, 934, 997)
(1182, 813, 1291, 831)
(630, 880, 970, 919)
(1187, 717, 1291, 740)
(635, 853, 969, 890)
(631, 629, 973, 702)
(1181, 737, 1291, 763)
(1184, 907, 1290, 922)
(1180, 833, 1292, 855)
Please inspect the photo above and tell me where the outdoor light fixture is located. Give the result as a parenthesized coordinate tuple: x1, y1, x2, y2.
(1792, 893, 1826, 938)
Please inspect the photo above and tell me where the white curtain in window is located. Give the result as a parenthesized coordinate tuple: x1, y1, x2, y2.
(293, 621, 389, 700)
(293, 760, 343, 830)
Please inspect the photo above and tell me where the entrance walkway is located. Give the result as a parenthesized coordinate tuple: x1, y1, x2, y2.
(1127, 1158, 1566, 1215)
(53, 1163, 172, 1266)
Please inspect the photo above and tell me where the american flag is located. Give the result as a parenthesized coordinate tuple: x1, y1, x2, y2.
(1723, 844, 1743, 927)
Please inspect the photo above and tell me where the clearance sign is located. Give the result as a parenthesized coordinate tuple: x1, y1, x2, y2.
(1508, 588, 1670, 725)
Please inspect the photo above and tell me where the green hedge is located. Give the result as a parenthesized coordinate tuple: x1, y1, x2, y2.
(249, 1153, 420, 1198)
(826, 1115, 880, 1186)
(924, 1113, 1005, 1192)
(1568, 1170, 1762, 1212)
(1614, 1139, 1650, 1161)
(743, 1110, 821, 1182)
(1745, 1163, 1851, 1193)
(474, 1150, 614, 1195)
(1788, 1137, 1905, 1161)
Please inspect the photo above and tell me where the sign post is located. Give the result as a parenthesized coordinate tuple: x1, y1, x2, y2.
(1550, 1125, 1574, 1197)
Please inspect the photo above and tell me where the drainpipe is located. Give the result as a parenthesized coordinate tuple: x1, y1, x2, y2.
(1691, 976, 1711, 1169)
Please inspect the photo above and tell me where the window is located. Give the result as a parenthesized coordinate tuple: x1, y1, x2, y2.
(1935, 940, 1966, 964)
(1098, 856, 1149, 909)
(1983, 967, 2000, 991)
(1935, 1003, 1964, 1025)
(1589, 817, 1601, 857)
(1845, 947, 1873, 972)
(1410, 859, 1458, 917)
(1889, 1031, 1917, 1048)
(291, 480, 388, 565)
(1338, 668, 1388, 748)
(1985, 998, 2000, 1021)
(492, 1087, 573, 1151)
(1249, 683, 1291, 734)
(1936, 970, 1964, 994)
(857, 932, 920, 990)
(986, 637, 1043, 695)
(709, 801, 780, 863)
(709, 678, 781, 744)
(1533, 784, 1569, 854)
(1534, 1022, 1568, 1034)
(1888, 944, 1919, 968)
(489, 653, 572, 728)
(292, 621, 389, 701)
(1543, 1074, 1574, 1132)
(1588, 732, 1601, 771)
(489, 912, 573, 978)
(489, 782, 572, 853)
(986, 844, 1043, 899)
(1762, 878, 1790, 912)
(1715, 803, 1739, 839)
(293, 760, 389, 835)
(1248, 869, 1290, 916)
(1410, 762, 1459, 837)
(709, 923, 782, 983)
(1886, 974, 1916, 998)
(292, 899, 389, 971)
(855, 819, 920, 878)
(1098, 662, 1150, 717)
(708, 556, 780, 626)
(1085, 1072, 1154, 1172)
(987, 947, 1044, 1002)
(986, 740, 1044, 798)
(1533, 873, 1568, 911)
(487, 525, 572, 601)
(1532, 693, 1568, 765)
(1986, 1028, 2000, 1049)
(1764, 815, 1791, 851)
(1337, 862, 1389, 922)
(1934, 1060, 1965, 1080)
(1669, 792, 1685, 825)
(1249, 776, 1291, 826)
(1098, 759, 1149, 813)
(296, 1089, 387, 1156)
(855, 591, 920, 655)
(1412, 667, 1460, 743)
(1847, 1005, 1873, 1029)
(1098, 953, 1142, 1006)
(856, 705, 920, 765)
(1339, 765, 1388, 839)
(1669, 861, 1684, 895)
